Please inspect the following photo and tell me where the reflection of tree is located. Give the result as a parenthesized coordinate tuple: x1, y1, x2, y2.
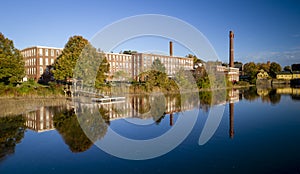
(150, 94, 166, 124)
(99, 106, 111, 125)
(76, 106, 108, 143)
(268, 89, 281, 105)
(241, 87, 282, 105)
(53, 109, 93, 153)
(54, 107, 108, 153)
(0, 115, 25, 162)
(243, 87, 259, 101)
(291, 95, 300, 101)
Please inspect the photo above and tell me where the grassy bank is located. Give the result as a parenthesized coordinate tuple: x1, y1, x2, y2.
(0, 80, 65, 99)
(0, 98, 70, 117)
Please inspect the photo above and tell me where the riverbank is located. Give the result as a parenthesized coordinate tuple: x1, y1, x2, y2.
(0, 98, 70, 117)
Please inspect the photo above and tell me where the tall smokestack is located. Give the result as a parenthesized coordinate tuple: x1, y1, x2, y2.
(229, 31, 234, 68)
(169, 41, 173, 57)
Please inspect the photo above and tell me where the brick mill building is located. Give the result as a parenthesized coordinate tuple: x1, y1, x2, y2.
(21, 46, 62, 81)
(105, 41, 194, 81)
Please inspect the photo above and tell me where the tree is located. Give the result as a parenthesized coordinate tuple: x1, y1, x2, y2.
(122, 50, 137, 55)
(186, 54, 202, 65)
(283, 65, 291, 72)
(234, 61, 243, 71)
(243, 62, 259, 83)
(151, 58, 166, 73)
(94, 56, 110, 88)
(0, 33, 25, 84)
(292, 64, 300, 71)
(52, 36, 110, 88)
(258, 63, 270, 73)
(52, 36, 89, 82)
(269, 62, 282, 78)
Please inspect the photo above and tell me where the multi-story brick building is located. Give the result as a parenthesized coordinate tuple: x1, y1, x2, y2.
(21, 46, 62, 81)
(105, 42, 194, 81)
(105, 52, 133, 81)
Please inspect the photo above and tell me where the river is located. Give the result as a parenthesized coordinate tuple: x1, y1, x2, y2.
(0, 87, 300, 174)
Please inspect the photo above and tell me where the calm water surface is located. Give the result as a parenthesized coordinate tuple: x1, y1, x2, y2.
(1, 87, 300, 174)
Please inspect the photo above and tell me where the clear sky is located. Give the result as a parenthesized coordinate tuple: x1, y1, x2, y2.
(1, 0, 300, 66)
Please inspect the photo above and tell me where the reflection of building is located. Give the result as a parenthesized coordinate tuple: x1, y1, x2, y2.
(228, 89, 239, 139)
(21, 46, 62, 81)
(104, 95, 196, 121)
(24, 106, 55, 132)
(229, 103, 234, 139)
(76, 94, 197, 123)
(276, 87, 300, 95)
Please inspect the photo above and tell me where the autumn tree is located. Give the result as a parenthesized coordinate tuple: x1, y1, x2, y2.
(52, 36, 109, 88)
(52, 36, 89, 82)
(283, 65, 291, 72)
(0, 33, 25, 84)
(243, 62, 259, 84)
(269, 62, 282, 78)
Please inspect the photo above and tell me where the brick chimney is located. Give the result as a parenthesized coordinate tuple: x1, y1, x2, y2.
(169, 41, 173, 57)
(229, 31, 234, 67)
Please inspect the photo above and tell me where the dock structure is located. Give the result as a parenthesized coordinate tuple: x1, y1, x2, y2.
(91, 97, 126, 103)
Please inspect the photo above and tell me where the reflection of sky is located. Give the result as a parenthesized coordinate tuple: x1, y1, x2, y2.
(1, 94, 300, 173)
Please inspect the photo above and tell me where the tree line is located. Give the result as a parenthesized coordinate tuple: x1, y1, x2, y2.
(1, 32, 299, 93)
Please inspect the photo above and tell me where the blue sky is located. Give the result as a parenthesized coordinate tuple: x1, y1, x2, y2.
(1, 0, 300, 66)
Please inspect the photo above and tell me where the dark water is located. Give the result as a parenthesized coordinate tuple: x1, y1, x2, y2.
(1, 87, 300, 174)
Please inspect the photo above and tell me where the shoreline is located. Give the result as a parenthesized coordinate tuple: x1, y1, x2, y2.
(0, 84, 254, 99)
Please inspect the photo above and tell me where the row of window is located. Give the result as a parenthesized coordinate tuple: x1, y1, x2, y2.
(22, 48, 61, 58)
(107, 54, 132, 62)
(25, 58, 55, 66)
(27, 67, 44, 75)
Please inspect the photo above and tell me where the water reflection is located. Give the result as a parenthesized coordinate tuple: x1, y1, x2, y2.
(0, 115, 25, 162)
(53, 109, 100, 153)
(1, 87, 299, 159)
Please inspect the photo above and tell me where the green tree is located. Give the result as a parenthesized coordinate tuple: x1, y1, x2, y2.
(186, 54, 204, 66)
(0, 33, 25, 84)
(283, 65, 291, 72)
(292, 64, 300, 71)
(122, 50, 137, 55)
(269, 62, 282, 78)
(258, 63, 270, 73)
(52, 36, 89, 82)
(53, 36, 110, 88)
(151, 58, 166, 73)
(113, 70, 128, 81)
(94, 55, 110, 88)
(243, 62, 259, 84)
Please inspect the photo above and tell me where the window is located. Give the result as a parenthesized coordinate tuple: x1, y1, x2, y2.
(40, 67, 44, 75)
(56, 50, 60, 56)
(51, 49, 54, 56)
(45, 58, 49, 65)
(33, 49, 36, 56)
(39, 48, 43, 56)
(40, 58, 43, 65)
(45, 49, 48, 56)
(50, 59, 54, 64)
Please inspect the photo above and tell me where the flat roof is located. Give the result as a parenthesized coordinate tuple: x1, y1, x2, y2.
(21, 46, 63, 50)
